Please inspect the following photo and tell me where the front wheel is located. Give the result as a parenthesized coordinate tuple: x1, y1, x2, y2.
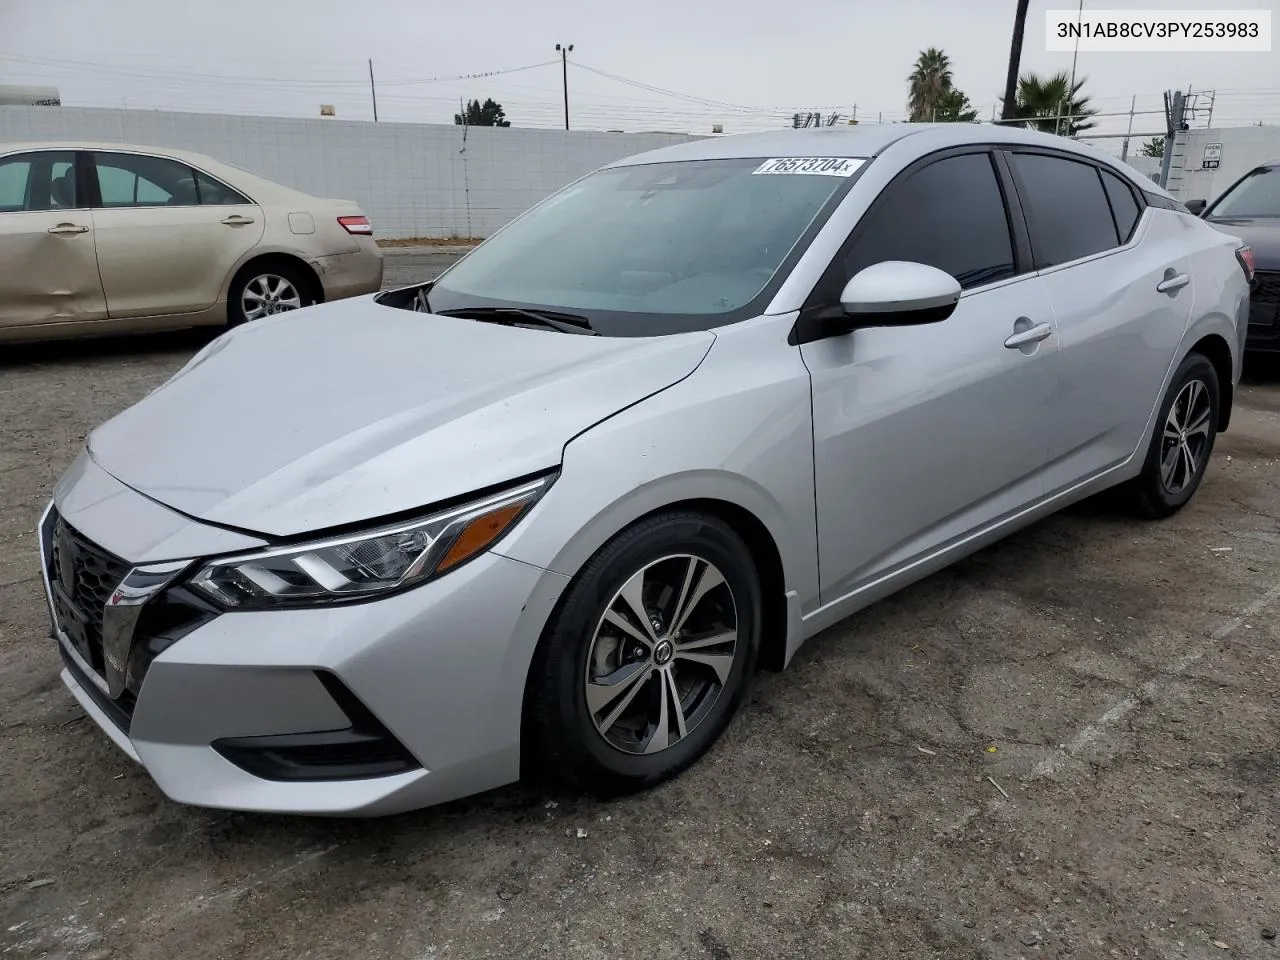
(1129, 352, 1220, 518)
(525, 511, 761, 796)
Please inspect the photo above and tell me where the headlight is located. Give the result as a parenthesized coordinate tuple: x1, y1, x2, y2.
(189, 476, 552, 609)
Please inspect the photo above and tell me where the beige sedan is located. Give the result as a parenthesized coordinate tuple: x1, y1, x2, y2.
(0, 141, 383, 343)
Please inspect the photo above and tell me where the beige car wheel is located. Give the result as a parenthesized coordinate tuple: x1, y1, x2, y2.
(229, 263, 315, 326)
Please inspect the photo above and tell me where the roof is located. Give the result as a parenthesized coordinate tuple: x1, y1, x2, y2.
(607, 123, 1176, 197)
(0, 140, 313, 202)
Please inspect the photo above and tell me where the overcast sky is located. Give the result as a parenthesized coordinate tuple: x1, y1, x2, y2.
(1, 0, 1277, 139)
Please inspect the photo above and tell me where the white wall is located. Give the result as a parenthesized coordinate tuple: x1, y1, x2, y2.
(1166, 125, 1280, 203)
(0, 106, 700, 239)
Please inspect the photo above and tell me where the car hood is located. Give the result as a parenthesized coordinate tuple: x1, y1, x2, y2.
(1204, 217, 1280, 267)
(87, 300, 714, 537)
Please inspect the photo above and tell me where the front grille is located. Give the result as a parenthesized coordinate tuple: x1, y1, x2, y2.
(47, 514, 130, 677)
(1249, 270, 1280, 330)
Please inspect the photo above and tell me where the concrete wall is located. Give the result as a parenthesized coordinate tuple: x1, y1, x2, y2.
(1166, 125, 1280, 203)
(0, 106, 700, 239)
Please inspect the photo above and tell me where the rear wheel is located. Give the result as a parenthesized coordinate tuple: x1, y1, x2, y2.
(1129, 352, 1220, 518)
(227, 261, 316, 326)
(525, 511, 761, 796)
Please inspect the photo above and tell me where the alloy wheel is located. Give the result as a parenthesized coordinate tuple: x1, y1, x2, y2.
(1160, 378, 1213, 495)
(584, 554, 738, 756)
(241, 274, 303, 321)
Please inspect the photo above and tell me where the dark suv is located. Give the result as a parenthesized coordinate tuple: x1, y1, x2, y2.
(1186, 161, 1280, 353)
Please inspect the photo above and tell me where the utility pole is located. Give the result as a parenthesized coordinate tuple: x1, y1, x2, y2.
(1000, 0, 1032, 121)
(368, 58, 378, 122)
(1067, 0, 1084, 108)
(555, 43, 573, 130)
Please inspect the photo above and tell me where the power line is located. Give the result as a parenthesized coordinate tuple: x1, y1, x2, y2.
(568, 61, 776, 116)
(0, 51, 560, 88)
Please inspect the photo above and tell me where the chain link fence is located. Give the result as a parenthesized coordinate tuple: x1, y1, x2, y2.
(1072, 134, 1164, 184)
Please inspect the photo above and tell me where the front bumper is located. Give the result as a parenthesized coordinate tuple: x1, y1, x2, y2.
(41, 459, 569, 817)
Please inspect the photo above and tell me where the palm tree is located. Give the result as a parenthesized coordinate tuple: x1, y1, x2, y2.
(908, 48, 954, 122)
(1000, 0, 1032, 122)
(1003, 71, 1097, 136)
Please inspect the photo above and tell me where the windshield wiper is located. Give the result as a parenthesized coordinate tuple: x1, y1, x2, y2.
(437, 306, 598, 336)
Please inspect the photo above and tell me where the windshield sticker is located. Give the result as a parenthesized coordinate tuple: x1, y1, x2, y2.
(752, 157, 864, 177)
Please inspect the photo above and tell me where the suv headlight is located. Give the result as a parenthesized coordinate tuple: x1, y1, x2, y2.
(189, 476, 552, 609)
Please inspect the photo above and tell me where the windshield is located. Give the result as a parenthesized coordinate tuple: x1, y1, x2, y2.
(425, 157, 862, 336)
(1209, 166, 1280, 218)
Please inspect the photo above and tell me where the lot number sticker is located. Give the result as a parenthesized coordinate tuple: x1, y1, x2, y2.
(753, 157, 863, 177)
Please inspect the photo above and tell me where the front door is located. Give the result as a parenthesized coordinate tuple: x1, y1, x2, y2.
(0, 149, 108, 329)
(88, 150, 264, 319)
(799, 149, 1059, 604)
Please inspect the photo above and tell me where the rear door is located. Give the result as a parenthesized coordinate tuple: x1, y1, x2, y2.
(1004, 150, 1194, 492)
(88, 150, 264, 319)
(0, 149, 108, 329)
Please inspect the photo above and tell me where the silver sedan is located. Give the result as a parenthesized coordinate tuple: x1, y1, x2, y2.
(40, 123, 1251, 816)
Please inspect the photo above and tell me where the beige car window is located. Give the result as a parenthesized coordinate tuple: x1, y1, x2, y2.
(193, 169, 250, 205)
(0, 151, 77, 212)
(93, 152, 199, 208)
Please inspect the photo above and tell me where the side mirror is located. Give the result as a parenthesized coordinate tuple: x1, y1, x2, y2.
(1184, 198, 1207, 216)
(833, 261, 962, 331)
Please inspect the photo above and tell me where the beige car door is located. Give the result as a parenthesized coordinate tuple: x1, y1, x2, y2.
(88, 151, 264, 319)
(0, 149, 108, 329)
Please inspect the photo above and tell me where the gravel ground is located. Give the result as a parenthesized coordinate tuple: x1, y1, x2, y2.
(2, 259, 1279, 960)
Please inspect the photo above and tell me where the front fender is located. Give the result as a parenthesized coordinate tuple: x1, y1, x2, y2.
(493, 313, 820, 660)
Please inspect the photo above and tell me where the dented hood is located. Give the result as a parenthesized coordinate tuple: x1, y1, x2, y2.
(87, 299, 713, 537)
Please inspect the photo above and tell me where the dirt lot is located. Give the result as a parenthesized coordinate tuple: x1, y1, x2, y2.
(2, 260, 1279, 960)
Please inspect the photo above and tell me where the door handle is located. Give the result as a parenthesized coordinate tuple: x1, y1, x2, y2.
(1156, 272, 1190, 294)
(220, 215, 255, 225)
(1004, 321, 1053, 349)
(47, 223, 89, 235)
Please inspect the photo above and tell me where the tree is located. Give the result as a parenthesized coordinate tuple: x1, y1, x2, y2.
(906, 49, 978, 123)
(1000, 0, 1032, 122)
(936, 88, 978, 123)
(908, 48, 954, 122)
(1001, 71, 1097, 136)
(1141, 136, 1166, 158)
(454, 98, 510, 127)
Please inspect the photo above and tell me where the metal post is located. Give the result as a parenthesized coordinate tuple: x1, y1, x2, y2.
(1120, 94, 1135, 161)
(1054, 99, 1064, 136)
(1159, 89, 1184, 188)
(555, 43, 573, 130)
(1067, 0, 1084, 107)
(368, 59, 378, 122)
(1206, 89, 1216, 129)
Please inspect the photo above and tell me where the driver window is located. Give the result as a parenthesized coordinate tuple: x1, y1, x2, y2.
(843, 152, 1017, 291)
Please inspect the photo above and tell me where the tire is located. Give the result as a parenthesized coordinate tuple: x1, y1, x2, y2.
(1129, 351, 1220, 518)
(227, 260, 316, 327)
(525, 510, 761, 796)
